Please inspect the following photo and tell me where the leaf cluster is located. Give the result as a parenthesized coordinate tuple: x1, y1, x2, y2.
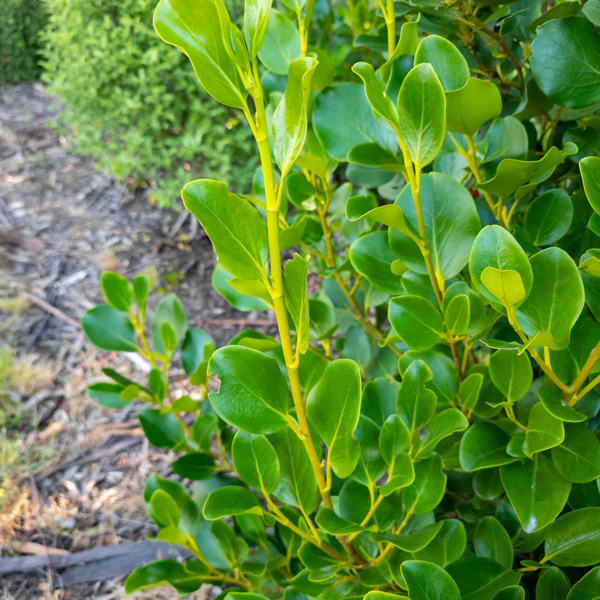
(82, 0, 600, 598)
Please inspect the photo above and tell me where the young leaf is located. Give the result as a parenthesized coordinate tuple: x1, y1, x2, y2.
(306, 359, 361, 478)
(272, 57, 318, 175)
(183, 180, 268, 280)
(208, 346, 291, 434)
(389, 295, 443, 351)
(500, 453, 571, 532)
(283, 254, 310, 355)
(153, 0, 247, 109)
(352, 62, 400, 131)
(150, 294, 188, 356)
(397, 64, 446, 168)
(125, 559, 209, 594)
(470, 225, 533, 307)
(244, 0, 273, 58)
(100, 272, 134, 312)
(232, 431, 280, 494)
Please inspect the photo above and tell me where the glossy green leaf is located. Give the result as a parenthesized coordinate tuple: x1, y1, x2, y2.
(380, 414, 410, 464)
(203, 486, 263, 519)
(154, 0, 247, 108)
(138, 409, 184, 449)
(397, 360, 437, 435)
(315, 508, 367, 535)
(181, 328, 215, 384)
(538, 386, 587, 423)
(446, 78, 502, 136)
(307, 359, 361, 478)
(458, 373, 484, 411)
(535, 567, 571, 600)
(313, 83, 395, 161)
(500, 453, 571, 532)
(401, 560, 461, 600)
(352, 62, 400, 131)
(516, 248, 585, 350)
(417, 408, 468, 459)
(476, 145, 576, 200)
(350, 231, 404, 295)
(531, 17, 600, 109)
(524, 402, 565, 457)
(470, 225, 533, 307)
(269, 427, 319, 514)
(474, 516, 514, 569)
(258, 9, 300, 75)
(524, 189, 573, 246)
(395, 173, 481, 280)
(183, 180, 268, 280)
(346, 195, 410, 235)
(100, 271, 134, 312)
(389, 295, 443, 351)
(480, 268, 527, 309)
(444, 294, 470, 336)
(566, 566, 600, 600)
(581, 156, 600, 215)
(150, 294, 187, 356)
(87, 382, 128, 409)
(544, 507, 600, 566)
(212, 265, 270, 312)
(125, 559, 209, 594)
(232, 431, 280, 493)
(414, 36, 469, 92)
(397, 64, 446, 168)
(208, 345, 290, 434)
(371, 522, 443, 552)
(171, 453, 216, 480)
(273, 57, 318, 174)
(283, 254, 310, 355)
(551, 425, 600, 483)
(489, 349, 532, 403)
(403, 453, 447, 514)
(446, 557, 522, 600)
(493, 586, 525, 600)
(244, 0, 272, 58)
(81, 304, 136, 352)
(460, 423, 516, 471)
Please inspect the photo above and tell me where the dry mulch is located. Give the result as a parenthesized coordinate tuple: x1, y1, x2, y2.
(0, 82, 274, 599)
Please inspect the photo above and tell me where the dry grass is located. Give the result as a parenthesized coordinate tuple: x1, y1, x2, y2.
(0, 347, 58, 398)
(0, 295, 30, 316)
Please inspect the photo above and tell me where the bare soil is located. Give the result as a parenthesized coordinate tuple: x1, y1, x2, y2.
(0, 83, 274, 599)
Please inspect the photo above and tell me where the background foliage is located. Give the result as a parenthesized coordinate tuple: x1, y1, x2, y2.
(0, 0, 47, 84)
(41, 0, 256, 207)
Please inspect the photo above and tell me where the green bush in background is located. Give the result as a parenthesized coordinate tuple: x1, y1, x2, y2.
(0, 0, 47, 84)
(41, 0, 255, 208)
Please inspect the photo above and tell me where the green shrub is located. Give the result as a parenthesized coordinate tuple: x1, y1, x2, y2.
(0, 0, 47, 84)
(41, 0, 255, 207)
(83, 0, 600, 598)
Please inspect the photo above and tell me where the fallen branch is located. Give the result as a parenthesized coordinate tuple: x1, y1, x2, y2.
(22, 291, 80, 329)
